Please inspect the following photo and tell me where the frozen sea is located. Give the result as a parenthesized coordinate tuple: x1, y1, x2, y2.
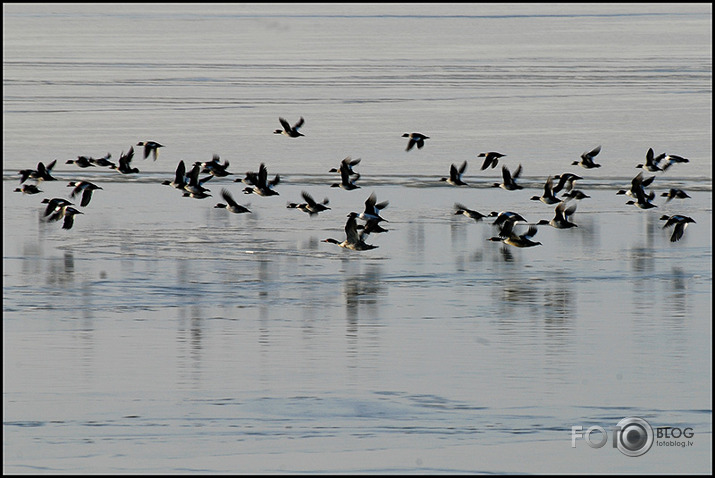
(3, 3, 712, 474)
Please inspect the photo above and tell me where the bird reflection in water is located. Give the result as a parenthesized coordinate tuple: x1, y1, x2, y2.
(176, 305, 204, 390)
(45, 250, 76, 287)
(499, 246, 515, 262)
(343, 265, 384, 341)
(664, 266, 689, 320)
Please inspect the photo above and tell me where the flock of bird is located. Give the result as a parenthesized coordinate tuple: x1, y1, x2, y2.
(14, 116, 697, 248)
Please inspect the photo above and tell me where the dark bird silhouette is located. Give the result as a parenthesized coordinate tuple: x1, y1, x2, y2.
(402, 132, 429, 151)
(14, 184, 43, 195)
(137, 141, 164, 161)
(214, 188, 251, 213)
(493, 164, 523, 190)
(488, 218, 542, 248)
(454, 203, 486, 222)
(287, 191, 330, 216)
(274, 117, 305, 137)
(163, 160, 188, 189)
(572, 145, 602, 169)
(66, 156, 97, 168)
(111, 146, 139, 174)
(67, 180, 102, 207)
(242, 163, 280, 196)
(331, 160, 361, 190)
(661, 188, 691, 203)
(440, 161, 468, 186)
(329, 157, 361, 181)
(660, 215, 696, 242)
(478, 151, 505, 170)
(322, 212, 378, 250)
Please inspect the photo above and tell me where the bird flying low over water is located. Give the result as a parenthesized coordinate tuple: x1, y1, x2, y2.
(329, 157, 361, 181)
(287, 191, 330, 216)
(552, 172, 582, 196)
(242, 163, 280, 196)
(214, 188, 251, 213)
(488, 210, 528, 228)
(359, 192, 389, 223)
(137, 141, 164, 161)
(573, 145, 602, 169)
(111, 146, 139, 174)
(274, 117, 305, 137)
(66, 156, 96, 168)
(454, 203, 486, 222)
(536, 201, 578, 229)
(493, 164, 523, 191)
(331, 160, 361, 190)
(530, 176, 561, 204)
(59, 206, 83, 230)
(616, 171, 656, 199)
(19, 160, 57, 183)
(67, 180, 102, 207)
(655, 151, 690, 172)
(163, 160, 188, 190)
(322, 212, 378, 251)
(183, 162, 213, 197)
(198, 154, 232, 177)
(625, 184, 658, 209)
(89, 153, 115, 168)
(14, 184, 43, 195)
(561, 189, 590, 201)
(402, 132, 429, 151)
(440, 160, 468, 186)
(41, 198, 82, 230)
(478, 151, 505, 170)
(636, 148, 663, 172)
(661, 188, 691, 202)
(488, 217, 542, 248)
(660, 215, 695, 242)
(41, 197, 72, 219)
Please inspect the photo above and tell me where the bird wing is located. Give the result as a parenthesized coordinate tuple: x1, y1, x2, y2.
(524, 226, 539, 239)
(449, 163, 459, 181)
(175, 160, 186, 181)
(278, 117, 291, 132)
(344, 214, 361, 243)
(458, 160, 468, 175)
(543, 176, 554, 195)
(641, 174, 656, 188)
(671, 223, 685, 242)
(583, 145, 601, 159)
(364, 192, 377, 213)
(501, 165, 512, 184)
(301, 191, 317, 207)
(221, 189, 238, 207)
(512, 164, 522, 179)
(257, 163, 268, 187)
(81, 188, 93, 207)
(340, 162, 352, 184)
(563, 202, 577, 218)
(375, 200, 389, 211)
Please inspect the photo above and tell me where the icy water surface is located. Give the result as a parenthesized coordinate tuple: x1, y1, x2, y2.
(3, 3, 712, 474)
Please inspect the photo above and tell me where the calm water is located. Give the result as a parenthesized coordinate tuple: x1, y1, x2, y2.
(3, 3, 712, 474)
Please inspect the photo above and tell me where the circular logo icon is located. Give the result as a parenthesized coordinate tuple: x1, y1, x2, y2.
(615, 417, 654, 457)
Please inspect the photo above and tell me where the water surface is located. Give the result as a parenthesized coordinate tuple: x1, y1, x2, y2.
(3, 3, 712, 474)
